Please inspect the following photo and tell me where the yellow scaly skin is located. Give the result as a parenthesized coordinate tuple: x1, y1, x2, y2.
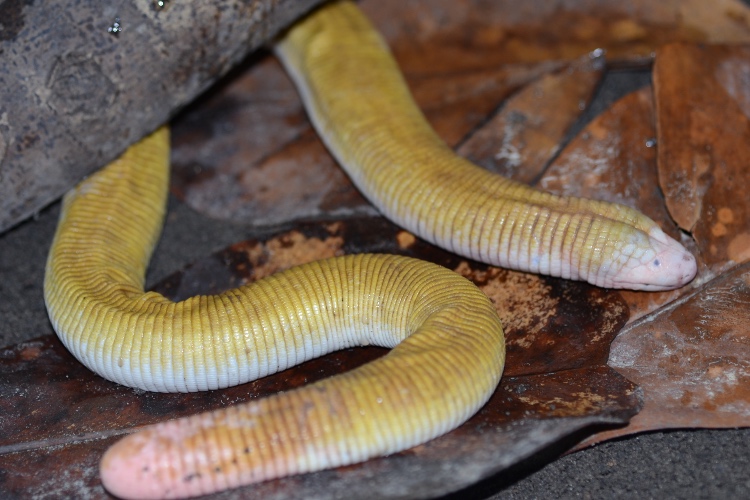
(44, 1, 696, 499)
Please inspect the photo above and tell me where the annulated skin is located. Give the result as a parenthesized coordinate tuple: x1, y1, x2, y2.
(45, 1, 696, 499)
(275, 1, 696, 292)
(45, 128, 505, 498)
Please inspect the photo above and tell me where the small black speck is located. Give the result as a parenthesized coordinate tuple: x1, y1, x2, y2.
(183, 472, 201, 483)
(214, 466, 222, 473)
(653, 259, 661, 267)
(244, 447, 250, 454)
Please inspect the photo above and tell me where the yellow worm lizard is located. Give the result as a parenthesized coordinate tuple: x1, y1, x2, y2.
(43, 1, 696, 499)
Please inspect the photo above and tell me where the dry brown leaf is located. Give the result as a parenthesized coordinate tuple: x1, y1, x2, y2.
(362, 0, 750, 71)
(576, 262, 750, 449)
(655, 43, 750, 272)
(457, 53, 605, 184)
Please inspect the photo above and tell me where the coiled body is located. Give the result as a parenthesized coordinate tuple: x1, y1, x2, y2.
(44, 1, 695, 499)
(45, 128, 505, 498)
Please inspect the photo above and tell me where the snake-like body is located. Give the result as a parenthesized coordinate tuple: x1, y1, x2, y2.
(44, 1, 696, 499)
